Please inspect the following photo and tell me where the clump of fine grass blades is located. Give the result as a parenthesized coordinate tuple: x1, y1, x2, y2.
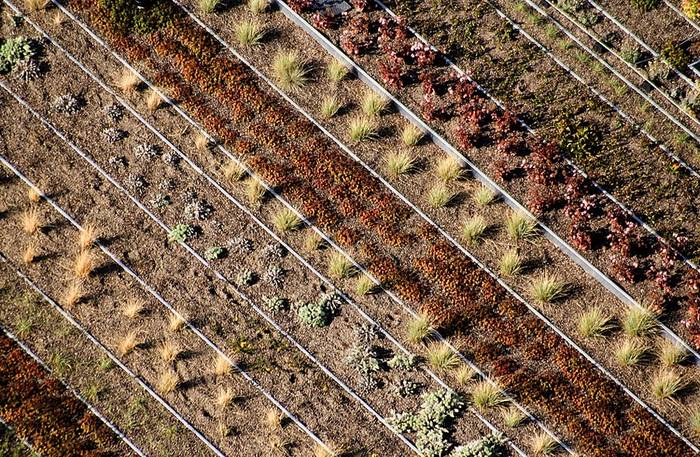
(401, 124, 423, 146)
(159, 341, 180, 364)
(78, 224, 98, 250)
(615, 339, 648, 367)
(273, 50, 310, 91)
(426, 183, 455, 208)
(361, 91, 388, 117)
(222, 160, 246, 182)
(471, 381, 507, 411)
(122, 298, 145, 319)
(529, 274, 567, 304)
(506, 211, 538, 241)
(303, 231, 325, 252)
(63, 281, 83, 307)
(502, 407, 527, 428)
(425, 342, 460, 371)
(385, 151, 416, 178)
(21, 208, 41, 235)
(245, 177, 266, 206)
(472, 185, 496, 206)
(454, 365, 476, 386)
(248, 0, 268, 13)
(235, 20, 265, 46)
(272, 208, 302, 233)
(622, 306, 657, 337)
(214, 354, 232, 377)
(73, 250, 96, 279)
(434, 157, 464, 182)
(157, 369, 179, 394)
(651, 369, 685, 400)
(199, 0, 219, 13)
(657, 339, 687, 367)
(498, 249, 522, 277)
(355, 275, 376, 295)
(348, 116, 377, 141)
(23, 244, 37, 264)
(168, 314, 186, 332)
(462, 215, 487, 245)
(327, 251, 355, 279)
(529, 432, 558, 456)
(25, 0, 48, 12)
(577, 307, 614, 338)
(116, 68, 140, 93)
(690, 407, 700, 436)
(407, 314, 433, 344)
(320, 95, 342, 119)
(118, 331, 138, 356)
(326, 60, 349, 82)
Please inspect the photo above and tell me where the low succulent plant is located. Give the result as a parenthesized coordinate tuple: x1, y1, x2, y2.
(388, 353, 417, 371)
(134, 143, 160, 160)
(54, 94, 83, 115)
(204, 246, 225, 261)
(102, 127, 126, 143)
(235, 268, 257, 287)
(263, 295, 287, 313)
(168, 224, 196, 243)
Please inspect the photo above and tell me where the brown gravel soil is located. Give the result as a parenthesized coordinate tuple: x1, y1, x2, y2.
(176, 0, 700, 442)
(0, 259, 212, 457)
(0, 7, 538, 453)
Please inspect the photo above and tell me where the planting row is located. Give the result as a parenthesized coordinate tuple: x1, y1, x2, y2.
(187, 0, 700, 442)
(278, 0, 700, 350)
(0, 327, 131, 456)
(34, 0, 695, 454)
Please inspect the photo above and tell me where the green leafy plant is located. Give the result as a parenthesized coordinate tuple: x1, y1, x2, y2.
(0, 37, 34, 74)
(204, 246, 225, 260)
(631, 0, 659, 12)
(661, 43, 691, 70)
(168, 224, 195, 243)
(683, 0, 700, 20)
(451, 433, 507, 457)
(296, 293, 342, 327)
(388, 353, 417, 371)
(235, 268, 256, 286)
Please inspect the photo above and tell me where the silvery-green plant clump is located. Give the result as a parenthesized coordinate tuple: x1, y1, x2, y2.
(227, 236, 253, 255)
(125, 174, 147, 195)
(236, 268, 256, 286)
(0, 37, 35, 74)
(161, 150, 180, 166)
(354, 323, 379, 345)
(450, 433, 507, 457)
(159, 179, 176, 191)
(393, 379, 420, 397)
(388, 389, 465, 457)
(263, 295, 287, 313)
(388, 353, 417, 371)
(265, 264, 285, 288)
(168, 224, 196, 243)
(318, 292, 343, 315)
(204, 246, 225, 261)
(150, 193, 171, 208)
(134, 143, 160, 160)
(102, 127, 126, 143)
(104, 103, 124, 122)
(345, 343, 381, 377)
(54, 94, 83, 115)
(184, 199, 213, 221)
(181, 188, 198, 204)
(14, 58, 40, 81)
(108, 155, 127, 168)
(296, 292, 342, 327)
(262, 242, 286, 259)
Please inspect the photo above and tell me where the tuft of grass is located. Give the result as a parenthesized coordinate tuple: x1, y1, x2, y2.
(53, 10, 65, 25)
(472, 185, 496, 206)
(658, 339, 687, 367)
(498, 249, 522, 277)
(27, 187, 41, 203)
(471, 381, 506, 411)
(615, 339, 648, 367)
(529, 432, 558, 456)
(73, 250, 96, 279)
(355, 275, 377, 295)
(21, 208, 41, 235)
(272, 208, 302, 233)
(303, 231, 325, 252)
(116, 69, 140, 93)
(425, 342, 460, 371)
(361, 90, 388, 117)
(157, 370, 179, 394)
(454, 365, 476, 386)
(122, 298, 145, 319)
(216, 387, 236, 408)
(434, 157, 464, 182)
(426, 183, 455, 208)
(690, 407, 700, 436)
(15, 318, 32, 338)
(326, 60, 349, 83)
(530, 274, 567, 304)
(63, 280, 82, 307)
(118, 331, 138, 356)
(145, 89, 162, 113)
(199, 0, 219, 13)
(248, 0, 268, 13)
(245, 177, 266, 206)
(320, 95, 342, 118)
(159, 340, 179, 364)
(264, 407, 284, 430)
(348, 116, 377, 141)
(328, 251, 356, 279)
(506, 211, 538, 241)
(222, 160, 246, 182)
(385, 151, 416, 178)
(622, 307, 657, 337)
(235, 20, 265, 46)
(273, 50, 310, 91)
(502, 406, 527, 428)
(26, 0, 48, 12)
(195, 133, 210, 151)
(168, 314, 186, 332)
(214, 354, 232, 377)
(78, 224, 98, 250)
(22, 244, 37, 264)
(461, 215, 487, 245)
(401, 124, 424, 147)
(407, 314, 433, 344)
(651, 369, 685, 400)
(577, 307, 614, 338)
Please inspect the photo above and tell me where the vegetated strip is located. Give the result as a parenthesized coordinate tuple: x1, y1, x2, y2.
(46, 1, 697, 454)
(9, 9, 530, 454)
(664, 0, 700, 31)
(285, 0, 700, 355)
(0, 85, 418, 456)
(0, 324, 135, 457)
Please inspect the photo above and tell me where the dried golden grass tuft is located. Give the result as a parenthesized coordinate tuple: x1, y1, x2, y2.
(214, 354, 232, 377)
(52, 10, 65, 25)
(168, 314, 186, 332)
(78, 224, 98, 250)
(27, 187, 41, 203)
(216, 386, 236, 408)
(21, 208, 41, 235)
(145, 89, 162, 113)
(122, 298, 145, 319)
(157, 369, 179, 394)
(263, 407, 284, 430)
(25, 0, 48, 12)
(73, 249, 96, 279)
(116, 69, 140, 93)
(195, 133, 211, 151)
(159, 340, 179, 364)
(63, 280, 83, 307)
(22, 244, 37, 264)
(118, 331, 138, 356)
(222, 160, 247, 182)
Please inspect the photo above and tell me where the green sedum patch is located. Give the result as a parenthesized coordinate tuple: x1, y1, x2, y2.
(99, 0, 182, 35)
(0, 37, 34, 74)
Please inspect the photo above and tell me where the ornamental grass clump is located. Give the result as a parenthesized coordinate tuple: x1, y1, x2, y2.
(245, 177, 266, 206)
(658, 339, 687, 367)
(472, 185, 496, 206)
(426, 183, 455, 208)
(361, 90, 389, 117)
(320, 95, 342, 118)
(502, 407, 527, 428)
(355, 275, 377, 295)
(529, 432, 558, 456)
(348, 116, 377, 141)
(273, 50, 310, 91)
(622, 306, 657, 337)
(470, 381, 506, 411)
(615, 339, 648, 367)
(434, 157, 464, 182)
(498, 249, 522, 277)
(529, 274, 567, 304)
(651, 369, 685, 400)
(401, 124, 424, 146)
(407, 314, 433, 344)
(385, 151, 416, 178)
(78, 224, 98, 250)
(327, 251, 356, 279)
(426, 342, 460, 371)
(506, 211, 538, 241)
(272, 208, 302, 233)
(73, 250, 96, 279)
(222, 160, 246, 182)
(248, 0, 268, 13)
(461, 215, 487, 245)
(326, 59, 349, 82)
(21, 208, 41, 235)
(577, 307, 614, 338)
(235, 20, 265, 46)
(199, 0, 219, 13)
